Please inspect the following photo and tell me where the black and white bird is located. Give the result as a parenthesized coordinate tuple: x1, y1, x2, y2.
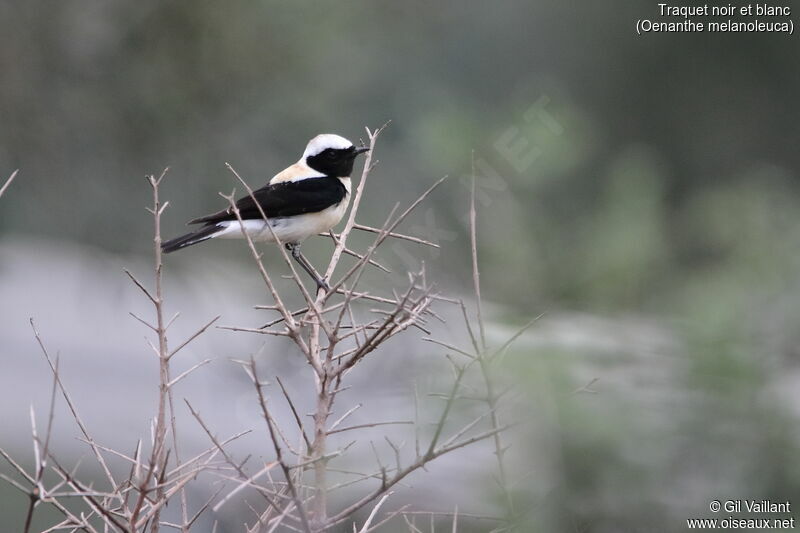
(162, 134, 369, 290)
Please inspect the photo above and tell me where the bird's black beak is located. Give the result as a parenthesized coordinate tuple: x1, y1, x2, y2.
(352, 146, 370, 156)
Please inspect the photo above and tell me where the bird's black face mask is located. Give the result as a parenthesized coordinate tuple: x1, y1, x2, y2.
(307, 146, 369, 177)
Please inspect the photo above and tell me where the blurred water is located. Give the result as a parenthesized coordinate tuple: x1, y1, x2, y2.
(3, 234, 800, 532)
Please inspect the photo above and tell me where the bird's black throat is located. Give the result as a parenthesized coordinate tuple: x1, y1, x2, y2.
(306, 146, 360, 177)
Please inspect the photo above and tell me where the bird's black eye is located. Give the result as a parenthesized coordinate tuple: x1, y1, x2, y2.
(326, 150, 337, 159)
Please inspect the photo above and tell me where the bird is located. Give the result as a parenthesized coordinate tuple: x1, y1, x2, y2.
(161, 133, 369, 290)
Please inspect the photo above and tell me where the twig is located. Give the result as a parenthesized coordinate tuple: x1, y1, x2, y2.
(327, 421, 413, 436)
(184, 400, 285, 517)
(130, 169, 179, 531)
(326, 424, 512, 526)
(168, 315, 221, 359)
(275, 376, 312, 451)
(469, 157, 486, 350)
(350, 224, 440, 248)
(357, 492, 393, 532)
(250, 360, 312, 533)
(167, 359, 212, 388)
(467, 160, 522, 518)
(29, 320, 118, 492)
(0, 169, 18, 198)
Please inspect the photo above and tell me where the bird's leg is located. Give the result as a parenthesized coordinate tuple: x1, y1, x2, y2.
(285, 243, 330, 292)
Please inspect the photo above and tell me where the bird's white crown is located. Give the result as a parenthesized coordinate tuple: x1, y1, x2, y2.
(302, 134, 354, 159)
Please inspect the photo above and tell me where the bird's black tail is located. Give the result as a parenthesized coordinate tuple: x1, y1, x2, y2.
(161, 224, 221, 253)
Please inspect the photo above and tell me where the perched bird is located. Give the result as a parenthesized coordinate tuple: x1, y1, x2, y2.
(162, 134, 369, 290)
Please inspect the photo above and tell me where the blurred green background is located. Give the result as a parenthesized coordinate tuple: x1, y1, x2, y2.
(2, 0, 800, 531)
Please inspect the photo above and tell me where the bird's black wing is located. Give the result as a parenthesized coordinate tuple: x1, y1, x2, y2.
(188, 177, 347, 225)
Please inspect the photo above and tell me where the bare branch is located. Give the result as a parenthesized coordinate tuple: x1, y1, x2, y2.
(249, 360, 312, 533)
(329, 176, 448, 296)
(469, 156, 487, 351)
(0, 169, 19, 198)
(350, 224, 440, 248)
(212, 461, 277, 513)
(29, 320, 118, 490)
(129, 311, 157, 331)
(421, 337, 476, 360)
(326, 423, 511, 526)
(327, 421, 413, 436)
(357, 492, 393, 532)
(123, 269, 157, 305)
(167, 359, 212, 388)
(184, 400, 285, 518)
(328, 404, 362, 432)
(489, 313, 544, 361)
(275, 376, 312, 451)
(168, 315, 220, 359)
(320, 230, 391, 273)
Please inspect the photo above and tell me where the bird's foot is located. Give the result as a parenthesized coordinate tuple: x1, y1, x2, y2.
(317, 277, 331, 292)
